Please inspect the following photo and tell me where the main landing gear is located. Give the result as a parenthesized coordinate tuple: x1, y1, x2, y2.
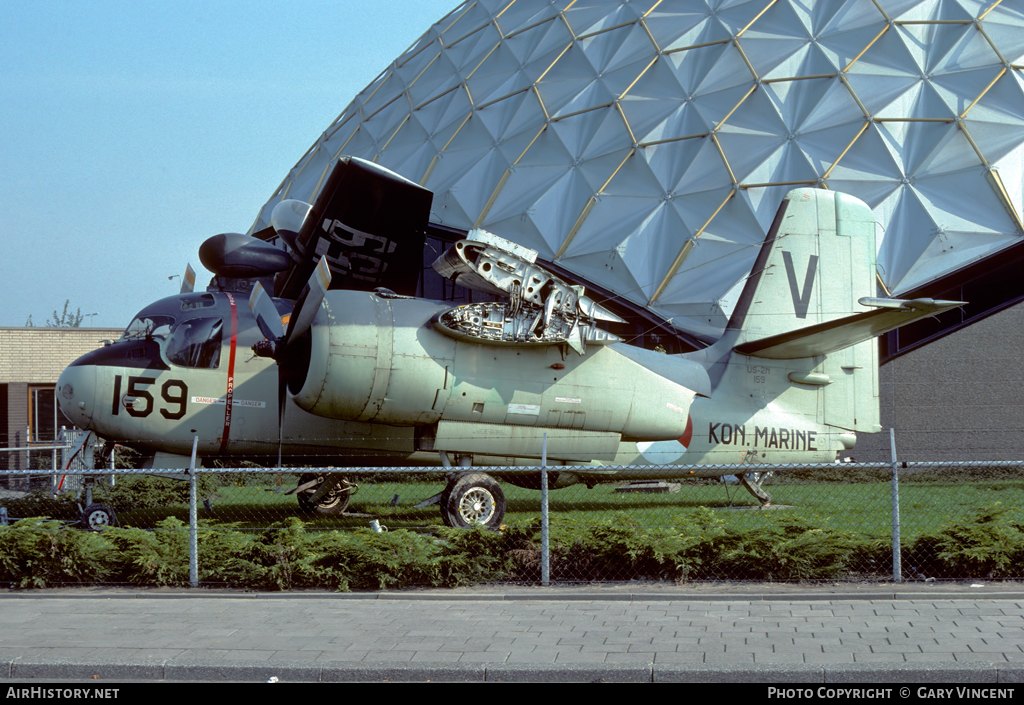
(413, 453, 507, 529)
(292, 473, 356, 516)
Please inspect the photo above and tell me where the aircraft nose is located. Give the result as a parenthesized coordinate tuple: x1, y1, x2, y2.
(56, 363, 97, 430)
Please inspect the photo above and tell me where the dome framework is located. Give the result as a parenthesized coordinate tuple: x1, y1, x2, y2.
(252, 0, 1024, 342)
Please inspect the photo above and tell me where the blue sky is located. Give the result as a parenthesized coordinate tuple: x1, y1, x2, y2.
(0, 0, 461, 327)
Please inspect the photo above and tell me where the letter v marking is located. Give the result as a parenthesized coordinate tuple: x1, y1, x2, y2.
(782, 251, 818, 319)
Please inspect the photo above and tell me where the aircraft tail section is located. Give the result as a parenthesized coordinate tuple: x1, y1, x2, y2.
(728, 188, 963, 357)
(711, 188, 962, 437)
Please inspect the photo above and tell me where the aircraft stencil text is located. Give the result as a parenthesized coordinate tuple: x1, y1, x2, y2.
(708, 422, 817, 450)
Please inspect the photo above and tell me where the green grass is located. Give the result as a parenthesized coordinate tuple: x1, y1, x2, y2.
(8, 475, 1024, 549)
(45, 477, 1023, 545)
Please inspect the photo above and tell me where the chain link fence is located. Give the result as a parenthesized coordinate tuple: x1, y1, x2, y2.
(2, 434, 1023, 587)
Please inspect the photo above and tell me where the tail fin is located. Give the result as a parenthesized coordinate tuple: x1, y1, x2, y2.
(722, 188, 962, 434)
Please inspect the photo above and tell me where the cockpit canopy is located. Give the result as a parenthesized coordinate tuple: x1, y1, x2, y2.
(121, 294, 223, 369)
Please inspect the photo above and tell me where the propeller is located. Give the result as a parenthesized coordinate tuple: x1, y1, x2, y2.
(177, 263, 196, 294)
(249, 256, 332, 465)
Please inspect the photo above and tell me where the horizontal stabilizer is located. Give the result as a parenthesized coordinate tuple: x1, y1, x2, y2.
(734, 298, 965, 359)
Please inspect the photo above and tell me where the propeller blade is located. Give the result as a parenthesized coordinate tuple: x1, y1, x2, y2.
(248, 282, 285, 342)
(285, 256, 331, 346)
(180, 264, 196, 294)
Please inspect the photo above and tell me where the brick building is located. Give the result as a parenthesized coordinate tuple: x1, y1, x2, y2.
(0, 327, 121, 470)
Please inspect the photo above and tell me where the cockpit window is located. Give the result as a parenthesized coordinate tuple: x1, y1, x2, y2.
(165, 317, 223, 369)
(180, 294, 216, 312)
(122, 315, 175, 341)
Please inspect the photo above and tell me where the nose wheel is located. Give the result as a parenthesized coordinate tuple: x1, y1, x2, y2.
(440, 473, 505, 529)
(79, 504, 116, 531)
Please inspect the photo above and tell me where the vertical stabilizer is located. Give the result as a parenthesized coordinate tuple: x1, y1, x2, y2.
(727, 188, 878, 345)
(727, 188, 881, 435)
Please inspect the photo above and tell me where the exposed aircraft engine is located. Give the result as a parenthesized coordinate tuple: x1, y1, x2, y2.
(432, 232, 624, 354)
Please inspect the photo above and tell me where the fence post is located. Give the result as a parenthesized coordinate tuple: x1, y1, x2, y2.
(541, 433, 549, 587)
(189, 436, 199, 588)
(890, 428, 901, 583)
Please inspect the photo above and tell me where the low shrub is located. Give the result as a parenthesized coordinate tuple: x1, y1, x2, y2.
(2, 503, 1024, 588)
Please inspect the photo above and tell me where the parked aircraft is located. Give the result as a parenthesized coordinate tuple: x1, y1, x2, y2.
(56, 158, 961, 529)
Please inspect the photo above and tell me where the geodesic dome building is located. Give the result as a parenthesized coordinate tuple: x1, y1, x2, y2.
(252, 0, 1024, 351)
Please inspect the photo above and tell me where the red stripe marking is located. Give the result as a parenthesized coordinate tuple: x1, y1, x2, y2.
(678, 414, 694, 449)
(220, 292, 238, 453)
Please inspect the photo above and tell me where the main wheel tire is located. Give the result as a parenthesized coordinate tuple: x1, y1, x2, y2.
(441, 473, 505, 529)
(80, 504, 115, 531)
(296, 474, 352, 516)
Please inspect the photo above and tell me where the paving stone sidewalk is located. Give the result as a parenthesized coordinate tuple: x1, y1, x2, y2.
(2, 585, 1024, 682)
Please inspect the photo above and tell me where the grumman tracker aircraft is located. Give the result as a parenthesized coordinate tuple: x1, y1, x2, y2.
(57, 158, 961, 529)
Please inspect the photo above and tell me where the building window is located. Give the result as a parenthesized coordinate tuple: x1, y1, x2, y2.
(28, 386, 75, 443)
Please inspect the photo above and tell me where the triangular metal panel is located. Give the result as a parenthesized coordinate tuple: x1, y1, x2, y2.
(618, 58, 698, 138)
(816, 18, 889, 71)
(550, 104, 622, 159)
(644, 2, 731, 52)
(595, 145, 666, 198)
(575, 145, 636, 194)
(501, 14, 575, 68)
(887, 0, 974, 23)
(762, 41, 843, 81)
(375, 141, 438, 188)
(763, 76, 843, 133)
(981, 6, 1024, 64)
(536, 44, 616, 117)
(797, 120, 872, 175)
(357, 70, 408, 120)
(482, 162, 572, 224)
(465, 43, 539, 106)
(876, 78, 958, 120)
(875, 120, 957, 177)
(493, 0, 566, 38)
(741, 140, 822, 186)
(408, 54, 467, 109)
(586, 23, 656, 82)
(560, 194, 664, 258)
(809, 0, 882, 37)
(875, 186, 941, 290)
(914, 166, 1021, 236)
(615, 203, 696, 303)
(446, 148, 515, 222)
(669, 185, 740, 240)
(638, 137, 708, 194)
(894, 20, 974, 75)
(473, 89, 548, 150)
(714, 0, 778, 38)
(528, 168, 603, 256)
(359, 94, 414, 145)
(914, 123, 986, 176)
(393, 41, 442, 89)
(562, 0, 650, 37)
(670, 136, 738, 195)
(440, 22, 504, 79)
(429, 186, 475, 230)
(633, 101, 711, 145)
(437, 1, 499, 45)
(420, 117, 502, 194)
(897, 228, 1021, 293)
(409, 88, 475, 144)
(741, 182, 807, 233)
(557, 248, 651, 312)
(714, 90, 791, 181)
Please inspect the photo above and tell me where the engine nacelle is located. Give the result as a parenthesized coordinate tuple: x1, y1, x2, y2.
(291, 291, 707, 442)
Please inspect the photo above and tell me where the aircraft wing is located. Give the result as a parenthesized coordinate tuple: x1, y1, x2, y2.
(268, 157, 433, 300)
(733, 297, 965, 360)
